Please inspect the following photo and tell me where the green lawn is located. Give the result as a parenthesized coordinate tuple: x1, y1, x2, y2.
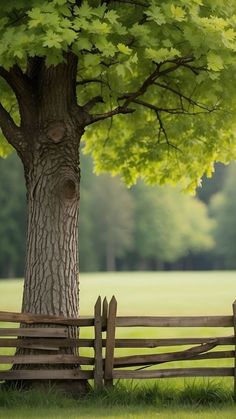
(1, 270, 236, 315)
(0, 271, 236, 418)
(1, 406, 236, 419)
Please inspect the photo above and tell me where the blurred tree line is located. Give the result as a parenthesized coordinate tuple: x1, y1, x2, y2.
(0, 152, 236, 278)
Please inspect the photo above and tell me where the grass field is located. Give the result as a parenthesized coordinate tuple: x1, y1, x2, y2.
(1, 270, 236, 315)
(0, 271, 236, 418)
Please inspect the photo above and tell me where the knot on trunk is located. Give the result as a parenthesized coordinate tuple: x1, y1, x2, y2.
(46, 122, 66, 143)
(61, 178, 77, 200)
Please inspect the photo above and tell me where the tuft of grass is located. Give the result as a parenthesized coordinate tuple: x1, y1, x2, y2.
(0, 385, 77, 409)
(0, 380, 233, 410)
(179, 380, 234, 406)
(74, 380, 234, 409)
(0, 381, 235, 419)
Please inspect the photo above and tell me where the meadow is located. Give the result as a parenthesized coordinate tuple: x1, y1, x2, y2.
(0, 271, 236, 418)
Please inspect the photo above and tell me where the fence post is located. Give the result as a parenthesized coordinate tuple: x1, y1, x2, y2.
(102, 297, 108, 332)
(233, 300, 236, 399)
(94, 296, 103, 390)
(104, 296, 117, 387)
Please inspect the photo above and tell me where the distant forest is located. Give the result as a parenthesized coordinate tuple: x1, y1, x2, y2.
(0, 152, 235, 278)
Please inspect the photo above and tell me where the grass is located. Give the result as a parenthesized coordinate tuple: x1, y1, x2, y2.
(0, 381, 235, 418)
(1, 271, 236, 315)
(0, 271, 236, 417)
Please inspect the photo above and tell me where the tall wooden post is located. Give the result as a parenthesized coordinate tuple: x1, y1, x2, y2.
(233, 300, 236, 399)
(104, 296, 117, 387)
(102, 297, 108, 332)
(94, 296, 103, 390)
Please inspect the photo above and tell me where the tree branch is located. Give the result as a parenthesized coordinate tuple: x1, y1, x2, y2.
(131, 98, 218, 115)
(0, 100, 22, 149)
(155, 111, 181, 153)
(87, 105, 135, 125)
(83, 95, 104, 112)
(0, 65, 36, 128)
(118, 58, 194, 109)
(82, 57, 210, 127)
(76, 78, 108, 86)
(154, 82, 211, 112)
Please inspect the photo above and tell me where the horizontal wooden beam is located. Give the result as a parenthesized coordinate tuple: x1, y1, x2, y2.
(0, 369, 93, 381)
(0, 338, 80, 350)
(112, 336, 235, 348)
(114, 350, 234, 367)
(0, 311, 94, 326)
(78, 336, 235, 348)
(116, 316, 233, 328)
(0, 312, 233, 328)
(0, 328, 68, 338)
(113, 368, 234, 379)
(0, 336, 233, 350)
(0, 354, 94, 365)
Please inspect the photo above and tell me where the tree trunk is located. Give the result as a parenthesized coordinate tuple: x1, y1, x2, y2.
(8, 55, 90, 395)
(22, 146, 79, 317)
(22, 142, 80, 321)
(20, 55, 82, 321)
(106, 239, 116, 271)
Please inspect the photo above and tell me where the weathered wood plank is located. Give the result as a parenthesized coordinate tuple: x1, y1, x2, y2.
(67, 336, 235, 349)
(116, 316, 233, 328)
(0, 338, 80, 350)
(232, 300, 236, 398)
(113, 368, 234, 379)
(113, 341, 218, 367)
(0, 355, 94, 365)
(0, 311, 93, 326)
(0, 328, 68, 337)
(114, 350, 235, 367)
(78, 339, 94, 347)
(102, 297, 108, 331)
(94, 296, 103, 390)
(112, 336, 235, 348)
(4, 336, 231, 350)
(0, 369, 93, 381)
(104, 296, 117, 387)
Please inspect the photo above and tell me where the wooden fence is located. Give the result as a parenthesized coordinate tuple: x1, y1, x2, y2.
(0, 296, 236, 394)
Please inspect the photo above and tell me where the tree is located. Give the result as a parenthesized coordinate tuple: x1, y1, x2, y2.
(210, 163, 236, 268)
(90, 174, 134, 271)
(0, 0, 236, 387)
(130, 183, 213, 269)
(79, 155, 134, 271)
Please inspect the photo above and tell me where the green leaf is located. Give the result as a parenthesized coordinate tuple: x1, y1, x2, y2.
(207, 52, 224, 71)
(43, 31, 62, 49)
(116, 63, 126, 78)
(145, 47, 181, 63)
(76, 1, 92, 18)
(27, 8, 43, 28)
(95, 37, 116, 57)
(170, 5, 186, 22)
(89, 20, 110, 34)
(117, 43, 132, 55)
(77, 36, 92, 51)
(84, 54, 101, 67)
(145, 5, 166, 25)
(105, 10, 119, 24)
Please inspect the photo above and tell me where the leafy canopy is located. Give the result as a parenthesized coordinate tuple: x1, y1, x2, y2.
(1, 0, 236, 190)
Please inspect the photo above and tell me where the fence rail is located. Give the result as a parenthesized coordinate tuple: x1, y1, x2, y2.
(0, 296, 236, 395)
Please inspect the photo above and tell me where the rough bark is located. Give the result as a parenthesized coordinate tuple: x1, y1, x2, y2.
(22, 130, 81, 320)
(1, 55, 90, 394)
(17, 55, 82, 319)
